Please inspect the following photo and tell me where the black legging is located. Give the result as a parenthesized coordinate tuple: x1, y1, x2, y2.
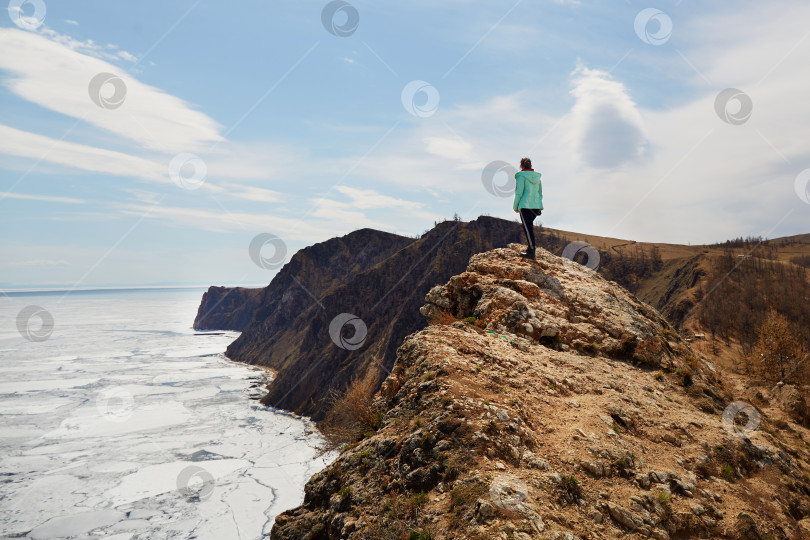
(519, 208, 542, 249)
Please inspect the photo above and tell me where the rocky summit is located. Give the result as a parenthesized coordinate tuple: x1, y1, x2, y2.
(270, 245, 810, 539)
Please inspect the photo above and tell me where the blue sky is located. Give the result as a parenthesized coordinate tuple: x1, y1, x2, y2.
(1, 0, 809, 289)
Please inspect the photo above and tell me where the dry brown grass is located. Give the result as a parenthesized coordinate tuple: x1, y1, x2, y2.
(320, 376, 383, 452)
(426, 308, 459, 326)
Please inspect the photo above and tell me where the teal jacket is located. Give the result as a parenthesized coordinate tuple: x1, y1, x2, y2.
(513, 170, 543, 211)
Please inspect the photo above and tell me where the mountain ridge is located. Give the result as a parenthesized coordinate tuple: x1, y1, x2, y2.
(221, 216, 525, 420)
(268, 244, 810, 539)
(195, 217, 810, 424)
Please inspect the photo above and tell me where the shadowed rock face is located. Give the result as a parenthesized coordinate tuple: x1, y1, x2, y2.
(194, 286, 263, 331)
(269, 245, 810, 540)
(193, 228, 415, 332)
(224, 216, 524, 421)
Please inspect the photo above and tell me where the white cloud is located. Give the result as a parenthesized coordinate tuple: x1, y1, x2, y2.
(220, 184, 283, 203)
(3, 2, 809, 255)
(108, 185, 436, 241)
(345, 92, 563, 196)
(0, 124, 166, 182)
(0, 27, 306, 216)
(112, 199, 385, 242)
(48, 211, 123, 222)
(309, 198, 390, 230)
(118, 51, 137, 63)
(0, 122, 305, 213)
(38, 27, 138, 63)
(0, 191, 85, 204)
(569, 66, 647, 169)
(329, 185, 440, 223)
(121, 188, 161, 204)
(0, 27, 224, 154)
(339, 6, 810, 244)
(0, 122, 304, 195)
(114, 201, 310, 237)
(423, 136, 482, 169)
(335, 186, 424, 210)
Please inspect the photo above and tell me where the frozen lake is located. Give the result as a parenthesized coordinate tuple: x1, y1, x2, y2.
(0, 288, 331, 539)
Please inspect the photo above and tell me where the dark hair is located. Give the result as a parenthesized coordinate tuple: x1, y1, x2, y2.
(520, 157, 532, 170)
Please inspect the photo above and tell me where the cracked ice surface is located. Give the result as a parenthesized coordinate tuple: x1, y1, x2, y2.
(0, 289, 334, 539)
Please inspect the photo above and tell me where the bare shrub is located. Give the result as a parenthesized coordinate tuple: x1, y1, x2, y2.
(748, 310, 808, 384)
(320, 376, 382, 453)
(426, 309, 459, 326)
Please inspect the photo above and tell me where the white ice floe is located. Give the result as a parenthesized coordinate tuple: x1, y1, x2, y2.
(89, 460, 144, 473)
(104, 459, 250, 506)
(29, 509, 125, 539)
(0, 290, 331, 539)
(0, 396, 73, 414)
(172, 385, 222, 401)
(0, 377, 100, 394)
(150, 367, 246, 384)
(43, 401, 191, 439)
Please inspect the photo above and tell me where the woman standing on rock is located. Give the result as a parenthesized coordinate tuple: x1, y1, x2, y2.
(513, 157, 543, 259)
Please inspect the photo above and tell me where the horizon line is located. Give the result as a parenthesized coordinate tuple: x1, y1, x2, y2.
(0, 284, 269, 295)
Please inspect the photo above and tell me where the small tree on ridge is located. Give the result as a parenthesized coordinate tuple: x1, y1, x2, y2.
(752, 310, 807, 383)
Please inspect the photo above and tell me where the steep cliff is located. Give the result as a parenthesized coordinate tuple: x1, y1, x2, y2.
(269, 245, 810, 539)
(225, 216, 524, 420)
(194, 286, 263, 331)
(194, 228, 415, 332)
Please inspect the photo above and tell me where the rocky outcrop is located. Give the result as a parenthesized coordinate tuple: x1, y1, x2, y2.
(420, 246, 682, 368)
(225, 217, 524, 420)
(193, 286, 263, 331)
(270, 245, 810, 539)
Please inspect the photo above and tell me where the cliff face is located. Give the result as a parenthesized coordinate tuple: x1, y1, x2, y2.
(225, 216, 524, 421)
(270, 245, 810, 539)
(194, 286, 263, 331)
(194, 228, 415, 332)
